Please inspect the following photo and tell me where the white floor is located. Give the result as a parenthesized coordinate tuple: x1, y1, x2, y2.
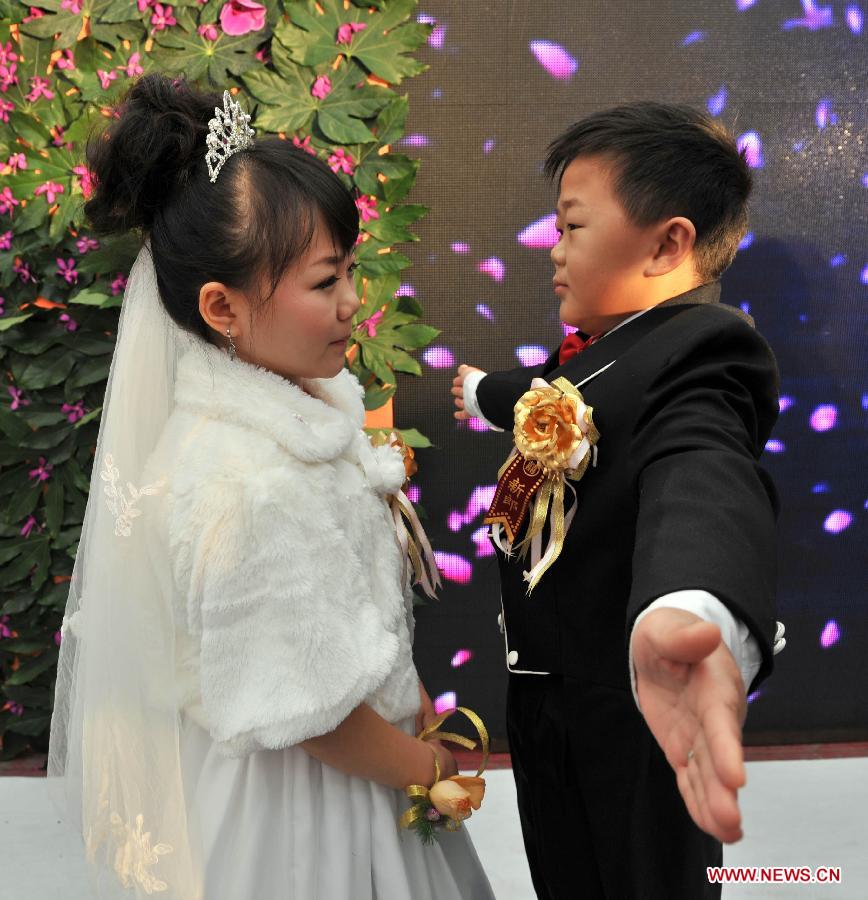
(1, 758, 866, 899)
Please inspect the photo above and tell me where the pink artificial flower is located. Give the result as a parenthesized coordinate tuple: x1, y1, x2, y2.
(0, 98, 14, 123)
(0, 231, 9, 250)
(55, 49, 75, 71)
(292, 134, 316, 156)
(0, 615, 11, 639)
(137, 0, 152, 10)
(19, 514, 38, 537)
(54, 629, 63, 647)
(0, 295, 5, 316)
(219, 0, 267, 36)
(255, 46, 270, 63)
(336, 21, 367, 46)
(62, 400, 86, 423)
(122, 52, 144, 77)
(34, 181, 65, 204)
(3, 701, 24, 716)
(357, 308, 384, 338)
(0, 42, 17, 67)
(59, 313, 78, 332)
(327, 147, 355, 175)
(0, 62, 18, 92)
(97, 69, 118, 90)
(151, 3, 177, 30)
(76, 236, 99, 253)
(8, 386, 30, 410)
(56, 257, 78, 284)
(23, 7, 44, 22)
(355, 194, 379, 223)
(198, 23, 220, 41)
(26, 76, 54, 102)
(13, 258, 35, 283)
(111, 273, 128, 295)
(73, 165, 94, 199)
(311, 75, 332, 100)
(0, 187, 19, 215)
(6, 152, 25, 172)
(29, 456, 54, 482)
(61, 0, 83, 12)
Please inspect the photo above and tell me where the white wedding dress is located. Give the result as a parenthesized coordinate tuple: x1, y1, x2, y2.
(151, 344, 496, 900)
(180, 716, 495, 900)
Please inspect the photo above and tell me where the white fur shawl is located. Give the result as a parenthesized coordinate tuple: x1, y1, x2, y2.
(146, 343, 420, 756)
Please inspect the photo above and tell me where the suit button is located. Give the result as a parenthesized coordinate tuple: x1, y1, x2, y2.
(507, 650, 519, 666)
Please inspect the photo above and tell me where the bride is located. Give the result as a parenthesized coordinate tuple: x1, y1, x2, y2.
(48, 73, 495, 900)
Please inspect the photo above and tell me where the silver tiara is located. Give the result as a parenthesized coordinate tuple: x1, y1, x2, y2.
(205, 90, 255, 183)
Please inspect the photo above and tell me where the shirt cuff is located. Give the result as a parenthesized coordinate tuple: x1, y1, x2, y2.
(628, 590, 764, 710)
(461, 370, 503, 432)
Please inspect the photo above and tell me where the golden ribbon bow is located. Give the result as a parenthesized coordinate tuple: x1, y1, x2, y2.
(398, 706, 490, 833)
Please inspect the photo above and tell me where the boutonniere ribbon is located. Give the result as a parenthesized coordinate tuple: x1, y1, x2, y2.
(399, 706, 489, 843)
(484, 376, 600, 592)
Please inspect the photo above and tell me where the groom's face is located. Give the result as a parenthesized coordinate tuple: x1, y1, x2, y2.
(550, 155, 658, 332)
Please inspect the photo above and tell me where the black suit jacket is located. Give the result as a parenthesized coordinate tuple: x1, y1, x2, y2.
(477, 283, 780, 692)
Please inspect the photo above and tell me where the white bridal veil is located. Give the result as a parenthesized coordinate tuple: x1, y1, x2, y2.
(48, 246, 203, 898)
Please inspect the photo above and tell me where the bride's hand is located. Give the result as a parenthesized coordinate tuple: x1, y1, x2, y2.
(430, 739, 458, 780)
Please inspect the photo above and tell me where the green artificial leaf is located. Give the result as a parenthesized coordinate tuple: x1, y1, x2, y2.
(373, 94, 408, 145)
(393, 427, 431, 448)
(2, 482, 42, 527)
(0, 594, 36, 615)
(2, 684, 52, 707)
(152, 28, 260, 83)
(363, 203, 425, 243)
(362, 380, 396, 410)
(242, 65, 315, 133)
(44, 478, 64, 536)
(360, 341, 394, 385)
(279, 1, 343, 68)
(8, 111, 52, 147)
(394, 323, 439, 349)
(389, 347, 421, 375)
(0, 408, 32, 443)
(3, 648, 58, 686)
(14, 353, 78, 391)
(66, 355, 110, 390)
(67, 288, 114, 307)
(5, 712, 53, 736)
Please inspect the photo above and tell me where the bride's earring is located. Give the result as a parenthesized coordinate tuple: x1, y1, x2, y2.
(226, 326, 237, 361)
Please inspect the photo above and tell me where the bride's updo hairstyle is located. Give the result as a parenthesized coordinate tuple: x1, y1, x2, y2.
(84, 73, 359, 339)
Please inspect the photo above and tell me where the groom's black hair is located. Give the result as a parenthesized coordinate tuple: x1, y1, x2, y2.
(544, 102, 752, 280)
(85, 73, 359, 340)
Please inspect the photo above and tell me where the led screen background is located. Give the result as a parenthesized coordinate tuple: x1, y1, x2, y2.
(389, 1, 866, 746)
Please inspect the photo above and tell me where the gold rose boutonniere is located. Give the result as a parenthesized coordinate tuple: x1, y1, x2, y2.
(398, 707, 489, 844)
(484, 376, 599, 591)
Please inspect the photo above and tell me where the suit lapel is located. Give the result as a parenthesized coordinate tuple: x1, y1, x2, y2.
(543, 282, 747, 387)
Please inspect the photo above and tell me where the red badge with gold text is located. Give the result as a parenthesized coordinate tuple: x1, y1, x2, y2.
(483, 453, 547, 544)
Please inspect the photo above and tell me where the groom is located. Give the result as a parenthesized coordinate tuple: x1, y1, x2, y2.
(451, 103, 785, 898)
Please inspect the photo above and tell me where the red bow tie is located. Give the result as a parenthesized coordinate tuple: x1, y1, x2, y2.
(558, 331, 602, 365)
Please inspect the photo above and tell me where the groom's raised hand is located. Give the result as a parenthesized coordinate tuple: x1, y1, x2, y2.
(631, 607, 747, 845)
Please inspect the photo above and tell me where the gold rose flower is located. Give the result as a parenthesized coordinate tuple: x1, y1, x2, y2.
(428, 776, 486, 822)
(514, 379, 598, 476)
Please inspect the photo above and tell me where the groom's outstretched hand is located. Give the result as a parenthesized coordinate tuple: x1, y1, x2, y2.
(631, 608, 747, 845)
